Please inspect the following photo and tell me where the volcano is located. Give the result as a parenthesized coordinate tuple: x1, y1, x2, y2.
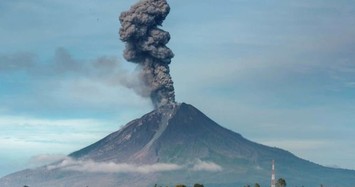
(1, 103, 355, 187)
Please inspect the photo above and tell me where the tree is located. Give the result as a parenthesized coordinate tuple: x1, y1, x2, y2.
(194, 184, 204, 187)
(254, 183, 261, 187)
(276, 178, 286, 187)
(175, 185, 186, 187)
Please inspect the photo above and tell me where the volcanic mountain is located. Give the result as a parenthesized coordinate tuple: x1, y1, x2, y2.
(1, 103, 355, 187)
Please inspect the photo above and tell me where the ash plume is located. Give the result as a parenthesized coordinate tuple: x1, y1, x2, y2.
(119, 0, 175, 108)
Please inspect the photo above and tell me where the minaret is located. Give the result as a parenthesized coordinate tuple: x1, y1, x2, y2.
(271, 160, 276, 187)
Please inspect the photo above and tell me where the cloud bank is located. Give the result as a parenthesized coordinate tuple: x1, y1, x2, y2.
(47, 158, 182, 173)
(190, 159, 223, 172)
(47, 158, 222, 174)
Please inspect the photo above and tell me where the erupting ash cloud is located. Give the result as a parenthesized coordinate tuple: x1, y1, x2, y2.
(119, 0, 175, 108)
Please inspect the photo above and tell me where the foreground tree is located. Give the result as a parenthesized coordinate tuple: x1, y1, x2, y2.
(276, 178, 287, 187)
(194, 184, 204, 187)
(254, 183, 261, 187)
(175, 185, 186, 187)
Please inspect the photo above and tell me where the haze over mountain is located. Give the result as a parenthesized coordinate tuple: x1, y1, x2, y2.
(1, 103, 354, 187)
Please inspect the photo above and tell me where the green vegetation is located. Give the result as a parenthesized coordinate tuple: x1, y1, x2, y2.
(276, 178, 287, 187)
(152, 180, 286, 187)
(153, 183, 204, 187)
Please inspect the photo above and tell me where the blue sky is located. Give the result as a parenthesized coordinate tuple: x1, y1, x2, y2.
(1, 0, 355, 177)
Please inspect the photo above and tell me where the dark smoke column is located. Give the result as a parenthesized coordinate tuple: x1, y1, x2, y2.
(119, 0, 175, 108)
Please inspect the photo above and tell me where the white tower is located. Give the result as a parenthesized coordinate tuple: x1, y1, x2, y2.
(271, 160, 276, 187)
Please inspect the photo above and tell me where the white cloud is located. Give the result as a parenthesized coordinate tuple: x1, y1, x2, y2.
(47, 158, 223, 174)
(190, 160, 223, 172)
(48, 158, 183, 174)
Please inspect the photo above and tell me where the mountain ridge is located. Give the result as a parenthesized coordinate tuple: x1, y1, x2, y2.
(1, 103, 354, 187)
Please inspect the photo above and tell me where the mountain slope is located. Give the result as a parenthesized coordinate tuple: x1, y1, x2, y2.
(1, 103, 354, 187)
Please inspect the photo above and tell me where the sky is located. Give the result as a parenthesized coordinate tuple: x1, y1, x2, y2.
(1, 0, 355, 177)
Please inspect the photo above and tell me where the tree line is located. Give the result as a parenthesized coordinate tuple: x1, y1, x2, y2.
(155, 177, 287, 187)
(155, 184, 204, 187)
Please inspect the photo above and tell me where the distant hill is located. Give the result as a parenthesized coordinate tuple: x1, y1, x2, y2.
(1, 103, 354, 187)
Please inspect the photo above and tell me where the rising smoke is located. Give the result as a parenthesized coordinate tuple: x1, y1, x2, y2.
(119, 0, 176, 108)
